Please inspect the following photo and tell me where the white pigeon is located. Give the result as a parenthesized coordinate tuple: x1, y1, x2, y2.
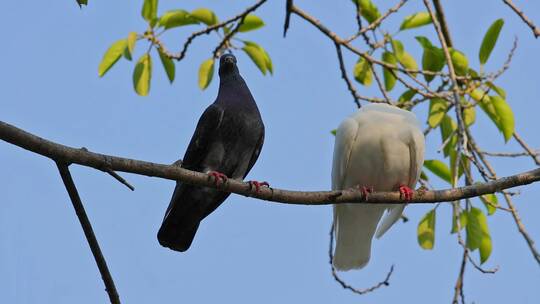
(331, 103, 425, 271)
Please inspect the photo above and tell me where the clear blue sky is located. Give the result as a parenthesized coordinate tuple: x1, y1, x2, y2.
(1, 1, 539, 303)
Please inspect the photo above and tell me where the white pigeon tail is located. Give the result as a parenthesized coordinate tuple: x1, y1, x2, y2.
(331, 103, 425, 271)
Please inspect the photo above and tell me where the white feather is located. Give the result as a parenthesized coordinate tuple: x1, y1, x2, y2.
(331, 103, 425, 271)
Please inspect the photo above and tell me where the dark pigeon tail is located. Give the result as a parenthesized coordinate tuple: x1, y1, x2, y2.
(157, 183, 231, 252)
(157, 218, 199, 252)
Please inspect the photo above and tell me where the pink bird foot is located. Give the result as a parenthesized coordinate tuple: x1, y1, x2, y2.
(208, 171, 228, 186)
(399, 185, 414, 201)
(248, 180, 270, 192)
(357, 185, 373, 200)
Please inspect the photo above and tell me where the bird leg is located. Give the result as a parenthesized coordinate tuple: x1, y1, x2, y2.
(248, 180, 270, 192)
(208, 171, 228, 186)
(398, 185, 414, 201)
(356, 185, 373, 200)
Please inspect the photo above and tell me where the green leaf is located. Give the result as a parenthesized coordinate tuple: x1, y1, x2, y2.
(391, 39, 418, 75)
(469, 68, 480, 78)
(263, 49, 273, 75)
(428, 98, 448, 128)
(415, 36, 434, 49)
(416, 36, 445, 82)
(476, 92, 514, 142)
(400, 12, 432, 30)
(399, 52, 418, 76)
(440, 115, 457, 157)
(98, 39, 127, 77)
(470, 89, 490, 103)
(198, 58, 214, 90)
(462, 104, 476, 127)
(243, 41, 272, 75)
(356, 0, 381, 24)
(353, 57, 373, 86)
(191, 8, 218, 26)
(77, 0, 88, 8)
(398, 89, 417, 102)
(420, 170, 429, 181)
(466, 207, 492, 264)
(480, 193, 498, 215)
(158, 10, 199, 29)
(133, 54, 152, 96)
(158, 48, 175, 83)
(238, 14, 265, 32)
(449, 151, 468, 184)
(417, 209, 436, 250)
(487, 82, 506, 99)
(475, 92, 506, 139)
(331, 129, 337, 136)
(124, 32, 137, 61)
(424, 159, 451, 184)
(450, 49, 469, 76)
(142, 0, 158, 23)
(391, 38, 404, 59)
(491, 95, 515, 142)
(243, 45, 267, 75)
(451, 208, 468, 234)
(479, 19, 504, 65)
(381, 52, 397, 91)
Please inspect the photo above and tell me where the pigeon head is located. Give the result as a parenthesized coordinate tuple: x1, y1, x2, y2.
(219, 54, 239, 77)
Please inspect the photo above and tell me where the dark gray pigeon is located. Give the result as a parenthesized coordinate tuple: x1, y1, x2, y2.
(157, 54, 265, 252)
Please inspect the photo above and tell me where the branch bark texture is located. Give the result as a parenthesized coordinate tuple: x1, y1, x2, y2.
(1, 120, 539, 206)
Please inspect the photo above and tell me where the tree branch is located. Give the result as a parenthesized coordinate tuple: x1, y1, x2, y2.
(513, 132, 540, 166)
(432, 0, 453, 47)
(56, 163, 120, 304)
(334, 42, 362, 107)
(503, 0, 540, 38)
(2, 120, 540, 206)
(283, 0, 293, 37)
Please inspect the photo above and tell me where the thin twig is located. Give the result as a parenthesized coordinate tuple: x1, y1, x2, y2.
(432, 0, 453, 47)
(328, 223, 394, 295)
(467, 255, 499, 274)
(290, 5, 452, 78)
(503, 0, 540, 38)
(334, 42, 362, 108)
(452, 249, 467, 304)
(424, 0, 467, 191)
(104, 168, 135, 191)
(56, 163, 120, 304)
(370, 63, 393, 104)
(152, 0, 268, 61)
(351, 1, 376, 48)
(513, 132, 540, 166)
(283, 0, 293, 37)
(213, 23, 243, 58)
(451, 201, 467, 304)
(481, 150, 540, 158)
(501, 191, 540, 265)
(488, 36, 518, 81)
(345, 0, 408, 43)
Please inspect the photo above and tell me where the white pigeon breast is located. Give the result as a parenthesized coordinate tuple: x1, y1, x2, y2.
(333, 103, 424, 192)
